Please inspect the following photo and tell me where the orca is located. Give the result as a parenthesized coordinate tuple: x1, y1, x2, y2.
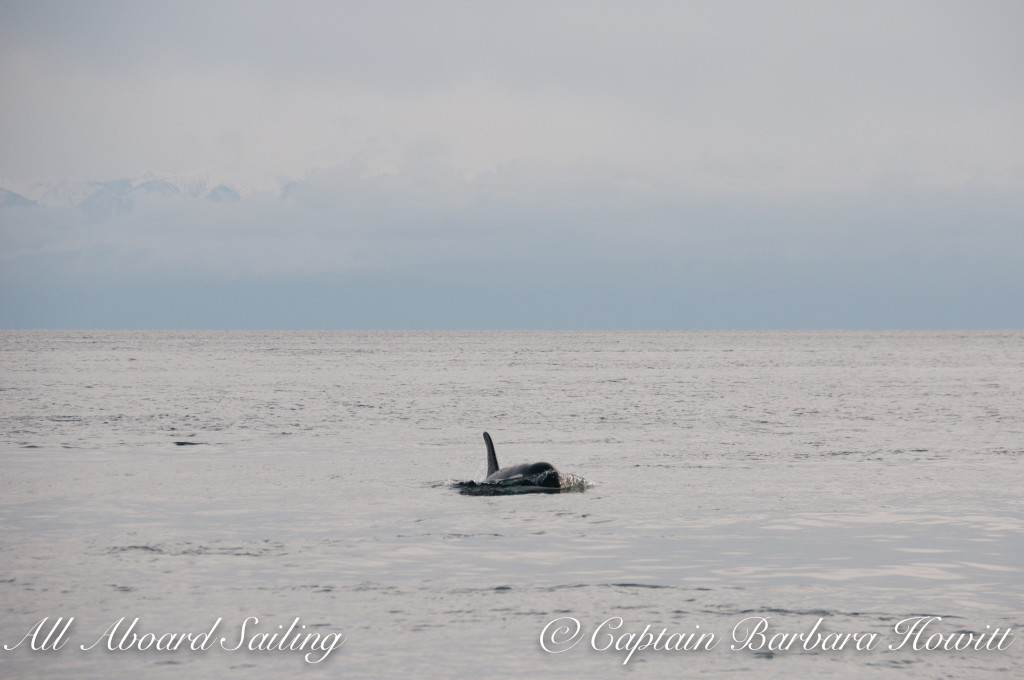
(483, 431, 561, 489)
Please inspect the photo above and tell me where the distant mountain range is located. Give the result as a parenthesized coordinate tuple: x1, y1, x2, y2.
(0, 170, 292, 219)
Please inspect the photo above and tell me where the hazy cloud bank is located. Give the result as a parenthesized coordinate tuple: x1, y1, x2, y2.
(3, 162, 1021, 328)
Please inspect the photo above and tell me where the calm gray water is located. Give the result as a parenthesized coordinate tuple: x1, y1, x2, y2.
(1, 330, 1022, 678)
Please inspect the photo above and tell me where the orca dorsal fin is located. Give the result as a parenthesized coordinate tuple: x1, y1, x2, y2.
(484, 431, 499, 476)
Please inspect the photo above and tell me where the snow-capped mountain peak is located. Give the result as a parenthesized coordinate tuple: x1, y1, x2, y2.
(0, 168, 294, 218)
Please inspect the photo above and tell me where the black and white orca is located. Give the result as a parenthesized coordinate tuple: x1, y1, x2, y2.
(482, 431, 561, 489)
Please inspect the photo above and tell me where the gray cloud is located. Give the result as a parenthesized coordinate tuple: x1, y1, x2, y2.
(1, 1, 1022, 328)
(3, 1, 1022, 185)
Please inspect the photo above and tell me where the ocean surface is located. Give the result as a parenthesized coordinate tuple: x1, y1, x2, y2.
(1, 330, 1021, 678)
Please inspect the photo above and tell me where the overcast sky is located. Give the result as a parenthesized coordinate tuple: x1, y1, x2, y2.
(1, 0, 1022, 329)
